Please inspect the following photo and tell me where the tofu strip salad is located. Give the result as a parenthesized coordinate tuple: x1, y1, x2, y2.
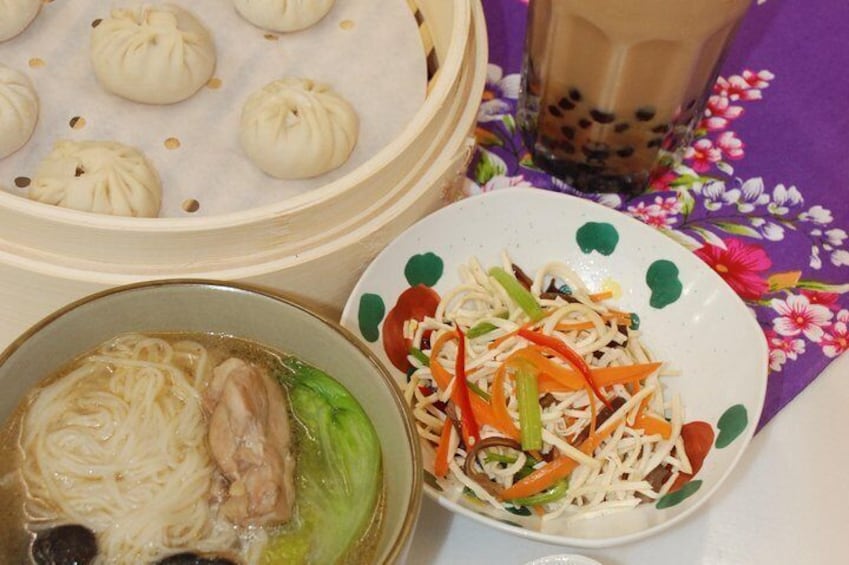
(403, 253, 692, 521)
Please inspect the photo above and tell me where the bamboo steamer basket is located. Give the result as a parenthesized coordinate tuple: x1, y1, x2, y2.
(0, 0, 488, 348)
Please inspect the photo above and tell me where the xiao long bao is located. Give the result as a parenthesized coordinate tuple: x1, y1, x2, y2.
(233, 0, 336, 33)
(240, 77, 359, 180)
(0, 64, 39, 160)
(28, 140, 162, 218)
(0, 0, 41, 42)
(90, 4, 216, 105)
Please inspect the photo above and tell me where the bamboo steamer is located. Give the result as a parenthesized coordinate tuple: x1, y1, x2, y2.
(0, 0, 488, 348)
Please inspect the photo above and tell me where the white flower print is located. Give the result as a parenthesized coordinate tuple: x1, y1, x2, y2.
(722, 177, 769, 212)
(810, 245, 822, 270)
(768, 184, 803, 215)
(768, 348, 787, 372)
(761, 222, 785, 241)
(831, 249, 849, 267)
(825, 229, 847, 246)
(477, 64, 521, 123)
(821, 310, 849, 358)
(466, 174, 534, 197)
(800, 205, 833, 225)
(771, 294, 833, 341)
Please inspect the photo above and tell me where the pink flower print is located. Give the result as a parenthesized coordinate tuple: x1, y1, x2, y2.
(481, 174, 533, 193)
(820, 310, 849, 358)
(685, 138, 722, 172)
(701, 94, 744, 131)
(714, 70, 773, 102)
(768, 347, 788, 372)
(648, 167, 677, 191)
(741, 69, 775, 90)
(694, 238, 772, 300)
(801, 290, 841, 312)
(654, 195, 682, 214)
(771, 294, 834, 342)
(717, 131, 745, 160)
(765, 329, 806, 372)
(626, 201, 676, 228)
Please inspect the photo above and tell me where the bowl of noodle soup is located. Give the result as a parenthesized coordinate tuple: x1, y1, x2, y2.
(0, 280, 422, 564)
(341, 188, 768, 548)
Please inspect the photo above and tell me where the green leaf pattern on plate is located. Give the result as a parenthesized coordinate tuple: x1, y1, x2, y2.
(404, 252, 444, 287)
(656, 479, 703, 509)
(357, 293, 385, 343)
(716, 404, 749, 448)
(646, 259, 684, 308)
(576, 222, 619, 256)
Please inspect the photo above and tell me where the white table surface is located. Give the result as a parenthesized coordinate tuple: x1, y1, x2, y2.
(406, 352, 849, 565)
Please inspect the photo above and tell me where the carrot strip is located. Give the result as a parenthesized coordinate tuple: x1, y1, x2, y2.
(554, 312, 631, 333)
(501, 413, 624, 500)
(427, 332, 456, 391)
(425, 330, 480, 447)
(518, 328, 611, 409)
(512, 346, 661, 393)
(433, 421, 454, 478)
(634, 413, 672, 440)
(490, 365, 521, 441)
(588, 290, 614, 302)
(487, 320, 535, 351)
(469, 388, 521, 441)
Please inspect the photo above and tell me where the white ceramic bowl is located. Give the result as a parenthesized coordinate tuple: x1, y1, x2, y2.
(0, 280, 422, 563)
(341, 188, 768, 548)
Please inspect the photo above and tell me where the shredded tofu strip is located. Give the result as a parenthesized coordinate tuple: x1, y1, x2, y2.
(404, 254, 686, 520)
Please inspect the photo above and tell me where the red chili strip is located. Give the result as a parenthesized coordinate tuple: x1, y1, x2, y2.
(517, 328, 612, 409)
(454, 327, 480, 447)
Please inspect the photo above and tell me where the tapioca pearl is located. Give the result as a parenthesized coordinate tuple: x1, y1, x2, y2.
(91, 18, 102, 28)
(568, 88, 582, 102)
(14, 177, 30, 188)
(560, 125, 576, 140)
(558, 140, 576, 154)
(614, 122, 630, 133)
(558, 97, 575, 111)
(581, 143, 611, 160)
(651, 124, 670, 134)
(616, 146, 635, 158)
(647, 137, 664, 148)
(548, 105, 563, 117)
(635, 107, 656, 121)
(578, 118, 592, 129)
(590, 109, 615, 124)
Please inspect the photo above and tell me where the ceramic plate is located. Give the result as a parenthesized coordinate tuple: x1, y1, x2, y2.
(340, 188, 768, 548)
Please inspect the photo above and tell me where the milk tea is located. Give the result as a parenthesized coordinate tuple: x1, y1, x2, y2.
(517, 0, 752, 193)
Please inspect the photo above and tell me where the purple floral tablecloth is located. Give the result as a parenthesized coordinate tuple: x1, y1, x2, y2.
(463, 0, 849, 429)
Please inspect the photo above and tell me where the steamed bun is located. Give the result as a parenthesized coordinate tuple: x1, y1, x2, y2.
(0, 0, 41, 42)
(233, 0, 335, 33)
(240, 78, 358, 179)
(90, 4, 216, 105)
(0, 64, 38, 159)
(29, 140, 162, 218)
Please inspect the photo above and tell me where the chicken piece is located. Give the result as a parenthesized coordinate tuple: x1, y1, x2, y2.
(204, 358, 296, 527)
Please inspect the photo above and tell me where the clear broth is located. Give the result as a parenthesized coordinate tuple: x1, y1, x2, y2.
(0, 332, 384, 564)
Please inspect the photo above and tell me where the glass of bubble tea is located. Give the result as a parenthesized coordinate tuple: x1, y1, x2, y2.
(517, 0, 753, 194)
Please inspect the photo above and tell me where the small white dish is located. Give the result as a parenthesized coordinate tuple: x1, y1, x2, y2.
(524, 555, 603, 565)
(341, 188, 768, 548)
